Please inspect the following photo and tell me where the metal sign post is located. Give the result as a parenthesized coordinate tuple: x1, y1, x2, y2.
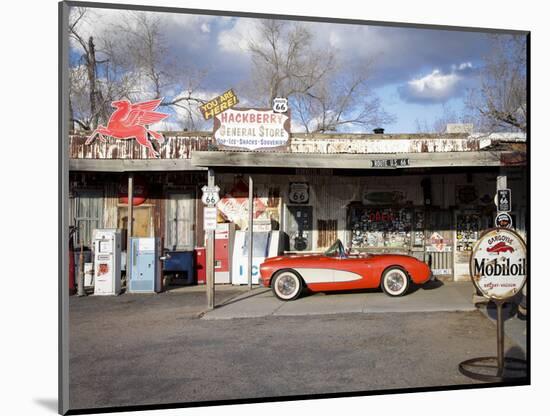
(458, 228, 527, 382)
(203, 169, 218, 310)
(248, 175, 254, 290)
(494, 175, 513, 229)
(127, 172, 134, 289)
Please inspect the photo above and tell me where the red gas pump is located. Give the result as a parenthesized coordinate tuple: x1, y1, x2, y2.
(194, 247, 206, 285)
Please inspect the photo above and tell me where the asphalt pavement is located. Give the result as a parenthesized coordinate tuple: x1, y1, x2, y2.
(68, 282, 527, 411)
(204, 280, 477, 320)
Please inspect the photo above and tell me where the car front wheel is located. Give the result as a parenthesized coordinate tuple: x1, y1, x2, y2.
(272, 270, 303, 301)
(381, 267, 410, 297)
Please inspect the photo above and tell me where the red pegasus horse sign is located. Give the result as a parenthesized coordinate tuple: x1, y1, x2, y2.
(86, 98, 169, 157)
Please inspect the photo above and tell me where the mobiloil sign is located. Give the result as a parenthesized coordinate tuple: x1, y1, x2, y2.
(470, 228, 527, 300)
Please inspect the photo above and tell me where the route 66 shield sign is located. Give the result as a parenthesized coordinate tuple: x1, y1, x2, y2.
(201, 185, 220, 206)
(273, 97, 288, 113)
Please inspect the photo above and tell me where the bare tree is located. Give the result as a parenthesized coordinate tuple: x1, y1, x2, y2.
(110, 11, 210, 130)
(68, 7, 109, 130)
(415, 103, 477, 134)
(68, 8, 209, 132)
(467, 34, 527, 132)
(247, 20, 393, 133)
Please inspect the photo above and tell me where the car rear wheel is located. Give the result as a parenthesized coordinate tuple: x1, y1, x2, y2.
(381, 267, 409, 297)
(272, 270, 303, 301)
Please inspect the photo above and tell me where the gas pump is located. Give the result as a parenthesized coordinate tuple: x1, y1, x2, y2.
(128, 237, 162, 293)
(92, 229, 122, 295)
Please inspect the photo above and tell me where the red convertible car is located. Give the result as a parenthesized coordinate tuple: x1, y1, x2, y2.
(259, 239, 432, 301)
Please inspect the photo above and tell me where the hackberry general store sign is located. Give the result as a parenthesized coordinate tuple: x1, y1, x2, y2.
(213, 108, 291, 151)
(470, 228, 527, 300)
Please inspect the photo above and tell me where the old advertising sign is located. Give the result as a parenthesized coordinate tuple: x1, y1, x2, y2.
(201, 185, 220, 206)
(118, 176, 148, 206)
(289, 182, 309, 204)
(470, 228, 527, 300)
(495, 212, 513, 229)
(199, 89, 239, 120)
(426, 232, 452, 252)
(213, 108, 291, 151)
(496, 189, 512, 212)
(217, 181, 268, 229)
(85, 98, 169, 158)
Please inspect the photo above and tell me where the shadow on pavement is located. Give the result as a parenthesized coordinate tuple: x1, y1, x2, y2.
(485, 301, 519, 322)
(503, 345, 528, 380)
(216, 288, 271, 307)
(300, 278, 445, 297)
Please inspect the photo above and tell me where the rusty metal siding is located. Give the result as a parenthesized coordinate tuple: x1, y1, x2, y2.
(69, 133, 213, 160)
(102, 182, 118, 229)
(69, 131, 525, 161)
(317, 219, 338, 248)
(289, 136, 489, 154)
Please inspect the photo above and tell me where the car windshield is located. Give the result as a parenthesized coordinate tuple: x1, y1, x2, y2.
(324, 239, 346, 258)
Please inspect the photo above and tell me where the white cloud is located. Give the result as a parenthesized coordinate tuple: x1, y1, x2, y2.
(398, 60, 478, 103)
(459, 62, 473, 70)
(407, 69, 461, 100)
(217, 18, 258, 54)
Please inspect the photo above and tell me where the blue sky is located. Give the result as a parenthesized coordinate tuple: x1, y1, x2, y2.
(70, 8, 517, 133)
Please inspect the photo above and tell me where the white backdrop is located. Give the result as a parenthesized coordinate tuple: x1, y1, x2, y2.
(2, 0, 546, 415)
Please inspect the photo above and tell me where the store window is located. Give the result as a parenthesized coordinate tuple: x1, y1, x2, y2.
(348, 205, 413, 251)
(71, 189, 103, 248)
(165, 192, 195, 251)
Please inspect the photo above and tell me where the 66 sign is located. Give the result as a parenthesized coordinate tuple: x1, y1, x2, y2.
(201, 185, 220, 206)
(289, 182, 309, 204)
(273, 97, 288, 113)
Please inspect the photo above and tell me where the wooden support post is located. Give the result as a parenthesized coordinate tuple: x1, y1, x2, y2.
(77, 221, 86, 297)
(248, 175, 254, 290)
(206, 169, 216, 310)
(127, 173, 134, 286)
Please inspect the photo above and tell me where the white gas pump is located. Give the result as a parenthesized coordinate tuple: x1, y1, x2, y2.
(92, 229, 122, 295)
(231, 230, 283, 285)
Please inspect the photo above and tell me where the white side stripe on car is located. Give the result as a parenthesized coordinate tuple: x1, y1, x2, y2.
(293, 268, 363, 284)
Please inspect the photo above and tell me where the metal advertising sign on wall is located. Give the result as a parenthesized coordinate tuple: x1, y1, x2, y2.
(217, 181, 268, 230)
(288, 182, 309, 204)
(119, 177, 148, 206)
(495, 212, 513, 229)
(496, 189, 512, 212)
(213, 108, 291, 151)
(199, 89, 239, 120)
(85, 98, 169, 158)
(426, 232, 452, 252)
(470, 228, 527, 300)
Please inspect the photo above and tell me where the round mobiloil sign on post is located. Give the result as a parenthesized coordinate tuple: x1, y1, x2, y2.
(470, 228, 527, 300)
(460, 227, 528, 382)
